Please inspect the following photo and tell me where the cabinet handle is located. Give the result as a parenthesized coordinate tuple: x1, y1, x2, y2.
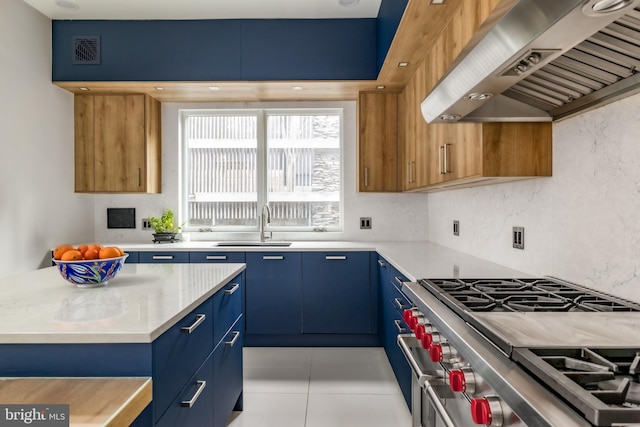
(444, 143, 451, 173)
(137, 168, 141, 187)
(409, 161, 415, 183)
(394, 297, 409, 310)
(378, 259, 386, 267)
(263, 256, 284, 260)
(224, 283, 240, 295)
(181, 314, 206, 334)
(394, 276, 405, 286)
(152, 255, 174, 260)
(181, 380, 206, 408)
(225, 331, 241, 347)
(325, 255, 347, 260)
(439, 145, 444, 174)
(394, 319, 408, 333)
(364, 167, 369, 187)
(206, 255, 227, 260)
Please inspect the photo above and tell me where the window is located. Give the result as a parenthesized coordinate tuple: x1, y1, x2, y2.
(181, 108, 343, 232)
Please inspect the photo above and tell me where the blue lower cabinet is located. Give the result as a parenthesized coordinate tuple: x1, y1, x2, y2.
(124, 251, 139, 263)
(213, 274, 243, 345)
(189, 251, 245, 263)
(213, 318, 244, 427)
(156, 352, 215, 427)
(139, 251, 190, 263)
(301, 252, 371, 334)
(245, 252, 302, 334)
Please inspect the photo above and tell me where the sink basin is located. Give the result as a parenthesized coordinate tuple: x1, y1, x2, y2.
(212, 241, 292, 247)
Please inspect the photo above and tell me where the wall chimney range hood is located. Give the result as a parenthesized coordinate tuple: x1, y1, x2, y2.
(421, 0, 640, 123)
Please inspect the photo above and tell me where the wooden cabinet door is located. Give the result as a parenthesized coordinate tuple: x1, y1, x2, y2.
(358, 92, 398, 192)
(94, 95, 146, 192)
(428, 123, 482, 184)
(74, 96, 95, 192)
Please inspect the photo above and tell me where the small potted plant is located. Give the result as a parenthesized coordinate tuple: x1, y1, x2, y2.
(148, 209, 182, 243)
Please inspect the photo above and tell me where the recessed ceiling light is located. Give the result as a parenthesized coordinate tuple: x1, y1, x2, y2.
(376, 85, 385, 89)
(79, 87, 89, 91)
(398, 62, 409, 67)
(440, 114, 461, 121)
(154, 87, 164, 91)
(208, 86, 220, 91)
(339, 0, 360, 7)
(55, 0, 79, 10)
(292, 86, 303, 90)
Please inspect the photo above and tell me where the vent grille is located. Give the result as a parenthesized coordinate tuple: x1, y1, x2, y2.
(72, 36, 100, 65)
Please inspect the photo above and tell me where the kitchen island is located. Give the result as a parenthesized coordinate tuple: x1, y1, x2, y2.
(0, 262, 246, 427)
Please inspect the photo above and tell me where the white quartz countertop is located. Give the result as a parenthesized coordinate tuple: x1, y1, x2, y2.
(0, 263, 245, 344)
(116, 240, 529, 281)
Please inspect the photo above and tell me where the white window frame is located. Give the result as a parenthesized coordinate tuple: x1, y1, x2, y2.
(179, 107, 344, 233)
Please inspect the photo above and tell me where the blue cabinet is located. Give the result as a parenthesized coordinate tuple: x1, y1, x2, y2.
(213, 318, 244, 427)
(189, 252, 245, 263)
(301, 252, 372, 334)
(138, 251, 190, 263)
(378, 255, 412, 409)
(245, 252, 302, 334)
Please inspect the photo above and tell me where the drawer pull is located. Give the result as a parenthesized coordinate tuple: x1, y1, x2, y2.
(394, 320, 408, 333)
(263, 256, 284, 260)
(181, 314, 206, 334)
(394, 297, 409, 310)
(224, 283, 240, 295)
(378, 259, 386, 267)
(325, 255, 347, 260)
(181, 380, 206, 408)
(394, 276, 405, 286)
(152, 255, 174, 260)
(206, 255, 227, 260)
(225, 331, 241, 347)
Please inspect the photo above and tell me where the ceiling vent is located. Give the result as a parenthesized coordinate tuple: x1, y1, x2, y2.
(72, 36, 101, 65)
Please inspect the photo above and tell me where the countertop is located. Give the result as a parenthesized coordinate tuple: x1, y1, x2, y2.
(117, 240, 529, 281)
(0, 263, 245, 344)
(0, 377, 152, 427)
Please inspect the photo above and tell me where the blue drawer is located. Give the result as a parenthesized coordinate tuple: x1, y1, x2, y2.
(139, 251, 190, 263)
(213, 273, 243, 346)
(189, 252, 245, 263)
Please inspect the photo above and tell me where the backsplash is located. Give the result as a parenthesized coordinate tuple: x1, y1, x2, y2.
(426, 91, 640, 303)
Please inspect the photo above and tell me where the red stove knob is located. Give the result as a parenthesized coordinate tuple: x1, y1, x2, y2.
(403, 309, 414, 324)
(429, 343, 443, 362)
(470, 396, 503, 427)
(409, 314, 426, 331)
(420, 333, 433, 349)
(449, 367, 477, 393)
(415, 324, 426, 339)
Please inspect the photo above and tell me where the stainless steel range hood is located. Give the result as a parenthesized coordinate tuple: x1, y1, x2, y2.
(421, 0, 640, 123)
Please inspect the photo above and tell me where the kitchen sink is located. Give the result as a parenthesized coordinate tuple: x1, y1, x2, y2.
(212, 241, 292, 247)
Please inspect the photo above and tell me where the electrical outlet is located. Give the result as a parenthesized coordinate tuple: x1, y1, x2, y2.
(453, 220, 460, 236)
(360, 217, 372, 229)
(513, 226, 525, 249)
(142, 218, 152, 230)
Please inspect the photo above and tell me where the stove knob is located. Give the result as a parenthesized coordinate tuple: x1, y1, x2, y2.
(470, 396, 504, 427)
(430, 343, 456, 363)
(449, 367, 476, 394)
(420, 333, 432, 349)
(403, 308, 417, 324)
(415, 324, 426, 339)
(429, 343, 443, 362)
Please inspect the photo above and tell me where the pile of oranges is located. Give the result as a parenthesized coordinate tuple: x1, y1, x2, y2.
(53, 243, 125, 261)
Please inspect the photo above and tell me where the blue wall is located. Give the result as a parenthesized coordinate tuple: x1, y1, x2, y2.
(52, 19, 378, 81)
(376, 0, 409, 72)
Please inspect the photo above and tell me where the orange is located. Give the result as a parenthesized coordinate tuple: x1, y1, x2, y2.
(88, 243, 103, 253)
(99, 246, 121, 259)
(116, 246, 125, 256)
(76, 244, 89, 256)
(84, 248, 99, 260)
(61, 250, 82, 261)
(53, 244, 74, 260)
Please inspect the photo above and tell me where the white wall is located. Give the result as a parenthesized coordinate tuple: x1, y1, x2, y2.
(94, 101, 430, 243)
(426, 92, 640, 303)
(0, 0, 94, 278)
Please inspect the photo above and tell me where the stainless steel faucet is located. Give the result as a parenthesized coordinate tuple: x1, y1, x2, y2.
(259, 204, 272, 242)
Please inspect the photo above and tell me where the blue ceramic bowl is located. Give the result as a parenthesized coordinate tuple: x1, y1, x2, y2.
(52, 254, 128, 287)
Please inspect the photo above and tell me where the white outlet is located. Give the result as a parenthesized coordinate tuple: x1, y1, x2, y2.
(142, 218, 152, 230)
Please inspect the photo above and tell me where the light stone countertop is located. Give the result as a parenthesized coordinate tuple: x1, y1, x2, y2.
(115, 240, 529, 281)
(0, 263, 245, 344)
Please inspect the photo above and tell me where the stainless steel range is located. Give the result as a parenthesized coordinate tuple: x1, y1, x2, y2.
(399, 277, 640, 427)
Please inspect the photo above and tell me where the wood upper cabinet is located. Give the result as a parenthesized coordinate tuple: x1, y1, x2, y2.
(358, 91, 398, 192)
(425, 122, 552, 189)
(74, 94, 161, 193)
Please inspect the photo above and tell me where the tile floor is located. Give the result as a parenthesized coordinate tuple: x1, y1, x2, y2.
(227, 347, 412, 427)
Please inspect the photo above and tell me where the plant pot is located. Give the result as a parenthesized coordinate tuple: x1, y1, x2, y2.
(152, 232, 177, 243)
